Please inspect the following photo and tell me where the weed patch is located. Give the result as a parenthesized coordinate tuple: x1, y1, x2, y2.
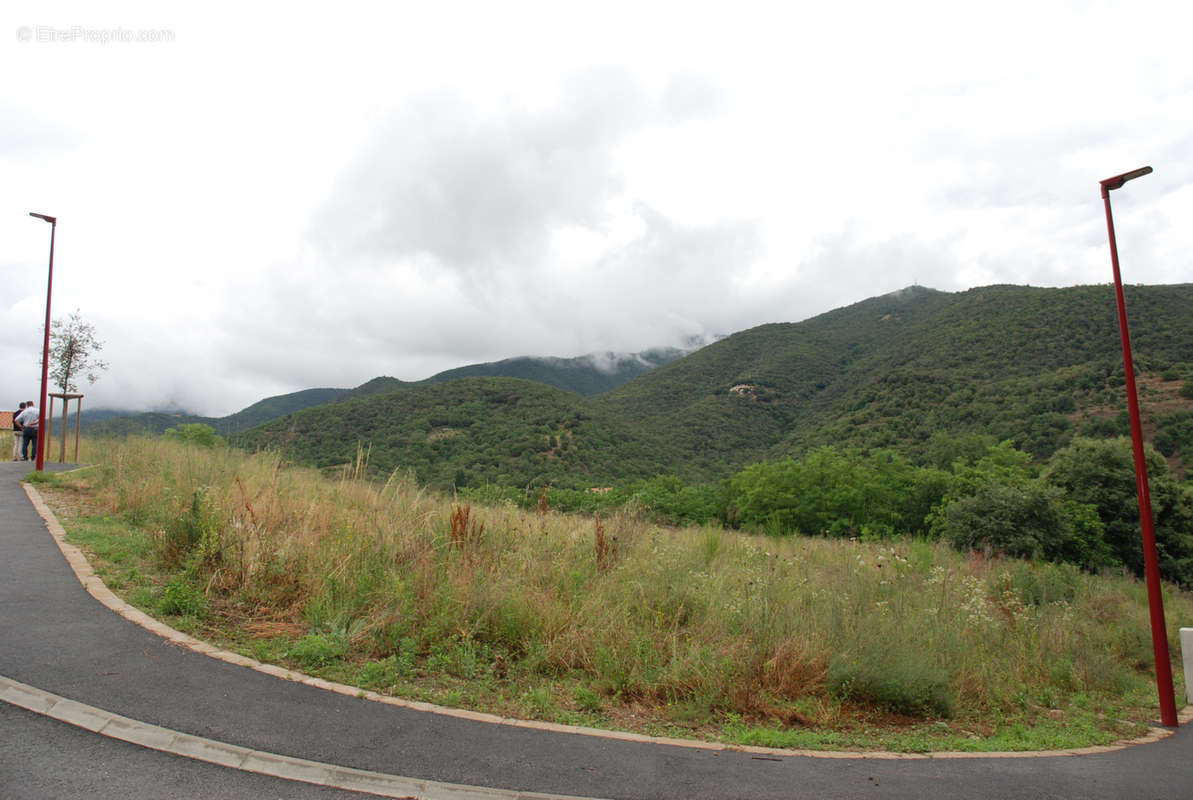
(289, 632, 349, 669)
(157, 577, 209, 618)
(828, 647, 954, 718)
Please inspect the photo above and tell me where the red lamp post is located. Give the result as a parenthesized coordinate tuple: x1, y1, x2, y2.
(29, 212, 57, 473)
(1099, 166, 1178, 728)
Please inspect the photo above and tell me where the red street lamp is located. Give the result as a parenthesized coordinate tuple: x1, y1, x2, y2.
(29, 212, 57, 473)
(1099, 166, 1178, 728)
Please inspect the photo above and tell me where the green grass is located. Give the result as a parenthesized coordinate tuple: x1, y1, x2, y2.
(42, 436, 1193, 752)
(64, 515, 156, 594)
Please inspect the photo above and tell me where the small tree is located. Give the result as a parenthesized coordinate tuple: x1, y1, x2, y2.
(44, 310, 109, 393)
(163, 423, 225, 448)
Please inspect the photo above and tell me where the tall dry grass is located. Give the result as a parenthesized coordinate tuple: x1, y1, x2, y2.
(71, 436, 1191, 724)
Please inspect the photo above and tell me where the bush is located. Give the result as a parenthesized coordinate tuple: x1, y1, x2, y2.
(931, 481, 1111, 569)
(163, 423, 224, 448)
(828, 647, 953, 718)
(629, 475, 723, 525)
(289, 632, 349, 669)
(162, 488, 221, 567)
(1154, 412, 1193, 462)
(933, 482, 1066, 560)
(726, 447, 947, 537)
(157, 577, 209, 617)
(1044, 437, 1193, 585)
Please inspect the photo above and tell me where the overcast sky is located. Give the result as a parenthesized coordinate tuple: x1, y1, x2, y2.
(3, 1, 1191, 416)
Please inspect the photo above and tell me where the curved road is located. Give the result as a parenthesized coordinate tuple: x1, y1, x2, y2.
(2, 462, 1189, 799)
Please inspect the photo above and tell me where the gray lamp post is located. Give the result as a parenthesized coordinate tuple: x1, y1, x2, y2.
(29, 212, 57, 472)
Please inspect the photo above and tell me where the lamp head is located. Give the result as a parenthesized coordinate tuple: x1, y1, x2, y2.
(1100, 166, 1152, 192)
(29, 212, 57, 224)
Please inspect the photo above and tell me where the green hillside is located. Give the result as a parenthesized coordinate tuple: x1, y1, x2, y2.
(774, 284, 1193, 459)
(594, 283, 1193, 473)
(217, 387, 344, 433)
(591, 286, 956, 475)
(236, 377, 666, 489)
(234, 284, 1193, 489)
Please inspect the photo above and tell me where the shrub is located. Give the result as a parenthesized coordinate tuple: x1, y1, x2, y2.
(828, 647, 953, 718)
(726, 447, 946, 537)
(1044, 437, 1193, 585)
(931, 481, 1109, 568)
(289, 632, 349, 669)
(573, 686, 604, 713)
(163, 423, 224, 448)
(157, 577, 209, 617)
(162, 488, 221, 567)
(1008, 562, 1083, 606)
(630, 475, 724, 525)
(357, 655, 405, 688)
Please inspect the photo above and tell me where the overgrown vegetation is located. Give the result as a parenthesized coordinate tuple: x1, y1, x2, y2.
(41, 437, 1193, 752)
(465, 436, 1193, 587)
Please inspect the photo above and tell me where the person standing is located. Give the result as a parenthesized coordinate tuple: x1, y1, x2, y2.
(15, 400, 39, 462)
(11, 402, 25, 461)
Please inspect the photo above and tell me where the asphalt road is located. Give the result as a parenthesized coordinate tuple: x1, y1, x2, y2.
(2, 460, 1190, 799)
(1, 702, 379, 800)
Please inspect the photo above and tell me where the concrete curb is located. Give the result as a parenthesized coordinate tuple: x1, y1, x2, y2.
(0, 674, 601, 800)
(22, 481, 1193, 762)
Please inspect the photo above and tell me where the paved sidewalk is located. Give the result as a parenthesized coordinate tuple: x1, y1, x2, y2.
(2, 461, 1191, 800)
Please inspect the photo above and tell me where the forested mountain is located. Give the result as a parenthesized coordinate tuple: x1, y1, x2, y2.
(87, 347, 693, 437)
(234, 283, 1193, 489)
(596, 283, 1193, 470)
(239, 378, 667, 488)
(219, 387, 345, 432)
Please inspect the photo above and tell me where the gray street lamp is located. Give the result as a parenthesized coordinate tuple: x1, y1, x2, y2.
(29, 212, 57, 472)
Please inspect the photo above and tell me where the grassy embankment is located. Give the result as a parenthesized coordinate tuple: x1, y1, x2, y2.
(35, 436, 1193, 752)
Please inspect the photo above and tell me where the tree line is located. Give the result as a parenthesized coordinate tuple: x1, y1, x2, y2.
(464, 435, 1193, 587)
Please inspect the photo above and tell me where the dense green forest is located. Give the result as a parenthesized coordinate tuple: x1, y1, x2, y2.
(237, 378, 671, 488)
(593, 283, 1193, 471)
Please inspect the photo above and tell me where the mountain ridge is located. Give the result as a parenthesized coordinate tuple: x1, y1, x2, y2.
(84, 344, 705, 437)
(231, 283, 1193, 488)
